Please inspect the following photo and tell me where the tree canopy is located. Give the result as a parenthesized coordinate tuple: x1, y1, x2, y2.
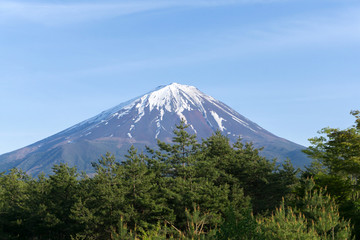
(0, 118, 358, 239)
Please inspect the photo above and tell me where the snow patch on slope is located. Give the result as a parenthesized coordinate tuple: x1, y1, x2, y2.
(134, 96, 147, 123)
(209, 100, 260, 133)
(62, 97, 139, 134)
(58, 83, 263, 141)
(190, 124, 197, 134)
(210, 111, 226, 131)
(143, 83, 208, 122)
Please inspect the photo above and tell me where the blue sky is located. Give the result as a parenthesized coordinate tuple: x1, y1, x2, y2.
(1, 0, 360, 154)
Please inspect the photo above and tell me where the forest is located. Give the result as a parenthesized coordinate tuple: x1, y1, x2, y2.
(0, 111, 359, 240)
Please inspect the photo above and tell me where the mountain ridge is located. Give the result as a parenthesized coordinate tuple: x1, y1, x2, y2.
(0, 83, 310, 175)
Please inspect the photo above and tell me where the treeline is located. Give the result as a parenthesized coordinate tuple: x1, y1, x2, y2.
(0, 112, 359, 239)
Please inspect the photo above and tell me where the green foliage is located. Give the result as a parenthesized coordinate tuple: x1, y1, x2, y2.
(184, 205, 209, 238)
(304, 111, 360, 177)
(0, 169, 31, 239)
(139, 222, 169, 240)
(47, 163, 81, 237)
(303, 110, 360, 238)
(216, 206, 263, 240)
(258, 200, 320, 240)
(157, 119, 199, 180)
(259, 178, 353, 240)
(0, 120, 357, 239)
(294, 178, 353, 239)
(121, 146, 169, 232)
(152, 123, 232, 231)
(89, 153, 126, 239)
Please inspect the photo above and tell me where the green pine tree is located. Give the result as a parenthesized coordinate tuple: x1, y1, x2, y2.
(303, 110, 360, 237)
(88, 153, 126, 239)
(294, 178, 353, 240)
(121, 146, 169, 233)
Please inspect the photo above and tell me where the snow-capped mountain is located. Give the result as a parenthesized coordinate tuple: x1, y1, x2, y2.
(0, 83, 309, 175)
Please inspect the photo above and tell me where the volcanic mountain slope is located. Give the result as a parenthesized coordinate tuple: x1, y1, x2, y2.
(0, 83, 310, 175)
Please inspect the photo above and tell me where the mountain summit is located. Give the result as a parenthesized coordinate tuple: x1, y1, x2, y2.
(0, 83, 309, 175)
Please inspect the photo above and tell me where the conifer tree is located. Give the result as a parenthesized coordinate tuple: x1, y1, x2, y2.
(154, 122, 231, 232)
(157, 119, 199, 180)
(197, 131, 235, 186)
(293, 178, 353, 239)
(216, 206, 263, 240)
(25, 172, 59, 239)
(258, 199, 320, 240)
(121, 146, 169, 232)
(262, 178, 354, 240)
(303, 110, 360, 237)
(0, 169, 31, 239)
(46, 163, 81, 239)
(88, 153, 126, 239)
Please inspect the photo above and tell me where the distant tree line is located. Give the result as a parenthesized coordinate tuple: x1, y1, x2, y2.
(0, 111, 360, 239)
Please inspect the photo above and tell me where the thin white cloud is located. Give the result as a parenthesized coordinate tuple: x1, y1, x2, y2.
(249, 7, 360, 48)
(2, 1, 359, 78)
(0, 0, 288, 25)
(71, 6, 360, 75)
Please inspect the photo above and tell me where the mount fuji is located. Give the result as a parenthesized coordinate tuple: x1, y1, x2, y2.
(0, 83, 309, 175)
